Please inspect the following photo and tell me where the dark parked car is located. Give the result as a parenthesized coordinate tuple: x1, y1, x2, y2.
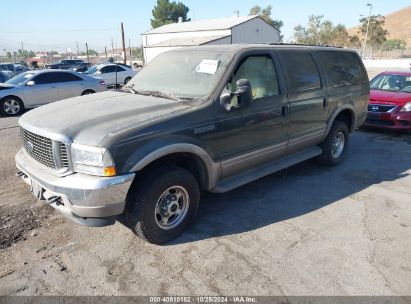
(16, 44, 369, 244)
(45, 59, 91, 70)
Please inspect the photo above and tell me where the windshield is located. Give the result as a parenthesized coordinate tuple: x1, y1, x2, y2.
(84, 66, 99, 74)
(126, 50, 233, 99)
(370, 74, 411, 93)
(5, 72, 35, 86)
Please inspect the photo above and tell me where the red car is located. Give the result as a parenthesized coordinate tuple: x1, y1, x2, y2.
(364, 71, 411, 130)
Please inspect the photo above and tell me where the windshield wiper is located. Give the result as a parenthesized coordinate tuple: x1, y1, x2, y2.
(134, 90, 179, 101)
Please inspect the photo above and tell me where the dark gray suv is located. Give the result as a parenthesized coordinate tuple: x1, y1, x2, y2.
(16, 44, 369, 244)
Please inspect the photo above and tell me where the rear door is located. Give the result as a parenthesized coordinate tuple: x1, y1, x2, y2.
(52, 72, 85, 100)
(278, 50, 328, 154)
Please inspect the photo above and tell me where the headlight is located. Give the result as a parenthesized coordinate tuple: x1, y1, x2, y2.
(400, 102, 411, 112)
(71, 143, 116, 177)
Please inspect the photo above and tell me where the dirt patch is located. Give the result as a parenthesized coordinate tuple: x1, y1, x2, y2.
(0, 205, 53, 250)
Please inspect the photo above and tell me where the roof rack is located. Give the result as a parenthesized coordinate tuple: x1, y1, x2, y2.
(267, 43, 342, 48)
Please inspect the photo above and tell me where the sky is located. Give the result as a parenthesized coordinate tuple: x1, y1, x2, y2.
(0, 0, 409, 54)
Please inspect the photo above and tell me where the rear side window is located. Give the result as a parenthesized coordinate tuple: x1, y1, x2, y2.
(281, 51, 321, 92)
(53, 72, 82, 82)
(319, 51, 367, 87)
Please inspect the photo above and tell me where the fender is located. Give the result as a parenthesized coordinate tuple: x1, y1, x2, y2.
(128, 143, 221, 190)
(326, 104, 355, 135)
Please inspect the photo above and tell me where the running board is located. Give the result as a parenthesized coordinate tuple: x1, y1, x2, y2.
(212, 146, 322, 193)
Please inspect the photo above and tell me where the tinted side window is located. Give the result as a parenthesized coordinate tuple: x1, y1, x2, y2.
(282, 51, 321, 92)
(229, 55, 280, 102)
(33, 73, 57, 84)
(101, 66, 115, 73)
(319, 51, 367, 87)
(116, 66, 126, 72)
(53, 72, 82, 82)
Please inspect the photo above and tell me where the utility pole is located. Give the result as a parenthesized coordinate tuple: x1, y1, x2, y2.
(21, 42, 24, 59)
(362, 3, 373, 58)
(121, 22, 127, 64)
(85, 43, 90, 63)
(111, 38, 115, 62)
(129, 38, 132, 57)
(76, 42, 79, 57)
(105, 46, 108, 59)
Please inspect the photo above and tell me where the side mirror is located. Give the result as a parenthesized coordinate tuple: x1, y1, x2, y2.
(26, 80, 35, 86)
(220, 79, 252, 112)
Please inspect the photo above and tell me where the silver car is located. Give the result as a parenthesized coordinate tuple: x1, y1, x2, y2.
(0, 70, 107, 116)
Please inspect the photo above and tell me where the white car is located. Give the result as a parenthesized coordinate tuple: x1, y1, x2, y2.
(84, 64, 137, 86)
(0, 70, 106, 116)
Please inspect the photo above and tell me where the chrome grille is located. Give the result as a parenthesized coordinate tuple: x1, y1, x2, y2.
(368, 104, 397, 113)
(20, 128, 69, 170)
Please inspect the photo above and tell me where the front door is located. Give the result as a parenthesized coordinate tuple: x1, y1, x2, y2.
(23, 72, 59, 107)
(206, 54, 289, 178)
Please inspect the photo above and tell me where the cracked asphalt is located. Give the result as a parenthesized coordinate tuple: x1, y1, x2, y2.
(0, 102, 410, 295)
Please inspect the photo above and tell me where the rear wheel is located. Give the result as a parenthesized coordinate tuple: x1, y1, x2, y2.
(317, 121, 349, 166)
(81, 89, 95, 95)
(124, 77, 132, 84)
(125, 166, 200, 244)
(0, 97, 24, 116)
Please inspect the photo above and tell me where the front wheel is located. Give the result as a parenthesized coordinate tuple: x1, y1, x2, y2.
(317, 121, 349, 166)
(125, 166, 200, 244)
(0, 97, 24, 116)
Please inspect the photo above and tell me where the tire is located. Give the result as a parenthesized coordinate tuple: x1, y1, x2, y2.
(81, 90, 95, 96)
(0, 96, 24, 116)
(317, 120, 349, 166)
(125, 166, 200, 244)
(124, 77, 132, 85)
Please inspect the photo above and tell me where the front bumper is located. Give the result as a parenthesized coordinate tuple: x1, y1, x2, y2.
(364, 110, 411, 130)
(16, 148, 135, 227)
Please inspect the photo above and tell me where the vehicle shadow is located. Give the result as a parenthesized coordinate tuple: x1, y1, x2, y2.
(168, 131, 411, 245)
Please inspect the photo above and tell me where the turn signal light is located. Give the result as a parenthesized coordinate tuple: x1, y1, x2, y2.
(103, 166, 117, 177)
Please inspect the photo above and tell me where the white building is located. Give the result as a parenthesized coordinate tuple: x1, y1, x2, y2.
(142, 15, 281, 63)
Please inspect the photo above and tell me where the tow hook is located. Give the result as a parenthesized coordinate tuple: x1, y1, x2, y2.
(15, 171, 25, 177)
(47, 196, 63, 206)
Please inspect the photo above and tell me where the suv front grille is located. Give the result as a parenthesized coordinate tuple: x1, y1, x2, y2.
(368, 104, 397, 113)
(20, 128, 70, 170)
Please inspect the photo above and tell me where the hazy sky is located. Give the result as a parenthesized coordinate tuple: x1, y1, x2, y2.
(0, 0, 408, 53)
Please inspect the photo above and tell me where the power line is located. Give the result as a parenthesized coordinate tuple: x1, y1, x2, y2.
(0, 27, 117, 34)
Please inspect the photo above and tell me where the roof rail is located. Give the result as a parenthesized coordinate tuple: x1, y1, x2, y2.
(267, 42, 342, 48)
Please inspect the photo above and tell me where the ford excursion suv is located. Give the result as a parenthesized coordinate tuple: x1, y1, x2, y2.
(16, 44, 369, 244)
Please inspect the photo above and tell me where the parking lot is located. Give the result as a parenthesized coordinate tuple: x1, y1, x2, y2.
(0, 110, 410, 295)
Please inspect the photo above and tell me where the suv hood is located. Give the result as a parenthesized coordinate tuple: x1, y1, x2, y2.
(19, 91, 193, 146)
(370, 89, 411, 105)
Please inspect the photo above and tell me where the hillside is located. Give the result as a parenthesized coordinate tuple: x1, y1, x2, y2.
(348, 6, 411, 47)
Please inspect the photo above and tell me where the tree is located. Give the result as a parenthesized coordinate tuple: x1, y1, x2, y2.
(6, 52, 12, 59)
(348, 35, 362, 49)
(82, 49, 98, 56)
(358, 15, 388, 51)
(249, 5, 283, 30)
(293, 15, 350, 47)
(132, 47, 143, 59)
(151, 0, 190, 29)
(381, 39, 407, 51)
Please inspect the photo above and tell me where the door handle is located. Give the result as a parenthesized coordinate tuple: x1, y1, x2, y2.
(282, 104, 290, 117)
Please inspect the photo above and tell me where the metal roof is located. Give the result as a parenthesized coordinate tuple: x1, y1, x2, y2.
(143, 15, 258, 35)
(146, 35, 230, 47)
